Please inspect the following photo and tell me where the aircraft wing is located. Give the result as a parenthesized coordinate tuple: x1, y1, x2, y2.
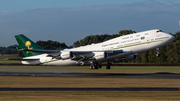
(19, 48, 122, 55)
(70, 50, 123, 65)
(18, 48, 123, 60)
(71, 50, 123, 59)
(70, 51, 95, 59)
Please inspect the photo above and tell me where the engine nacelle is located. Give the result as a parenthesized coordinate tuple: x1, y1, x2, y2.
(124, 54, 137, 61)
(60, 51, 73, 59)
(94, 52, 108, 60)
(114, 58, 123, 62)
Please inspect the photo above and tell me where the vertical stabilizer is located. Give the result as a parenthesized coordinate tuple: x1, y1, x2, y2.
(15, 34, 44, 57)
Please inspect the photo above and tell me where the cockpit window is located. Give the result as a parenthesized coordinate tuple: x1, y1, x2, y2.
(157, 30, 163, 33)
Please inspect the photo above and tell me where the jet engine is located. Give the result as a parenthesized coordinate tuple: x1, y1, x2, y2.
(124, 54, 137, 61)
(94, 52, 108, 60)
(60, 51, 73, 59)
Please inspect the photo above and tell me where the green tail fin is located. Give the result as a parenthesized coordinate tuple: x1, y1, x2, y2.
(15, 34, 44, 57)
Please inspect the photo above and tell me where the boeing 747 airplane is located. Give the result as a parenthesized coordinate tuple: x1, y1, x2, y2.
(13, 29, 174, 69)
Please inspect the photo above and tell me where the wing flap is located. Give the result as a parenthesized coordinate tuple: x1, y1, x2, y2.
(70, 51, 94, 59)
(70, 50, 123, 59)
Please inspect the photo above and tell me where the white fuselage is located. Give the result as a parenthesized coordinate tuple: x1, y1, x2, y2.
(22, 29, 174, 65)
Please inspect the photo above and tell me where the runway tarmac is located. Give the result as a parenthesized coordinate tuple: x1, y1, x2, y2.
(0, 71, 180, 79)
(0, 71, 180, 91)
(0, 87, 179, 91)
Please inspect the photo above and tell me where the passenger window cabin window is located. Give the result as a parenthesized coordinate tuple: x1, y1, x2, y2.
(136, 35, 140, 37)
(122, 37, 129, 40)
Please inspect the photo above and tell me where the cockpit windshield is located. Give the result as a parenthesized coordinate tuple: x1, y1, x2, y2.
(157, 30, 163, 33)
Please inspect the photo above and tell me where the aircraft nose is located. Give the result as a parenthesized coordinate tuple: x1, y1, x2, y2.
(169, 34, 175, 42)
(166, 33, 175, 43)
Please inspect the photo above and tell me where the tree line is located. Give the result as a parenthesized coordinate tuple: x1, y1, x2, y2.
(1, 30, 180, 64)
(74, 30, 136, 47)
(0, 45, 18, 55)
(36, 40, 68, 50)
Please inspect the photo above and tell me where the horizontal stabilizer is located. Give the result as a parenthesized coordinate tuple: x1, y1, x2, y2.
(6, 58, 39, 61)
(18, 49, 59, 54)
(14, 46, 22, 51)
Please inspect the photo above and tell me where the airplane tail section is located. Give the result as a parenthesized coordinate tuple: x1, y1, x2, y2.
(15, 34, 44, 57)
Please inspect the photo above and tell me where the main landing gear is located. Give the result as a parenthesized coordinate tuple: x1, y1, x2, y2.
(106, 61, 112, 69)
(89, 62, 102, 70)
(89, 61, 112, 70)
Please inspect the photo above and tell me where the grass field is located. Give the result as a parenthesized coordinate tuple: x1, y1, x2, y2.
(0, 66, 180, 101)
(0, 76, 180, 101)
(0, 76, 180, 88)
(0, 91, 180, 101)
(0, 54, 21, 64)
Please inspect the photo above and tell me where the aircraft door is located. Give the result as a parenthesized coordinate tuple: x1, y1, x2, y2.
(146, 37, 150, 44)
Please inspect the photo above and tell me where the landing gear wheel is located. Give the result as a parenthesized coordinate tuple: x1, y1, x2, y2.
(106, 65, 111, 69)
(89, 65, 93, 70)
(94, 63, 99, 69)
(89, 61, 102, 70)
(98, 65, 102, 69)
(89, 62, 99, 70)
(156, 54, 160, 57)
(156, 48, 160, 57)
(94, 66, 98, 69)
(106, 61, 112, 69)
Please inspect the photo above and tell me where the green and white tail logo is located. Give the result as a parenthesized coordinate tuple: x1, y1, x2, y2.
(25, 41, 33, 54)
(15, 34, 44, 57)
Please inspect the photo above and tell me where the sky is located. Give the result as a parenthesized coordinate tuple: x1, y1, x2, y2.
(0, 0, 180, 46)
(0, 0, 155, 11)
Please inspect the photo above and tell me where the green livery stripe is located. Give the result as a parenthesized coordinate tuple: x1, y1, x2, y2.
(41, 59, 62, 64)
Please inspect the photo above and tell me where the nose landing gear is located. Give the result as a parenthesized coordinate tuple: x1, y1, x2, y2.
(156, 48, 160, 57)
